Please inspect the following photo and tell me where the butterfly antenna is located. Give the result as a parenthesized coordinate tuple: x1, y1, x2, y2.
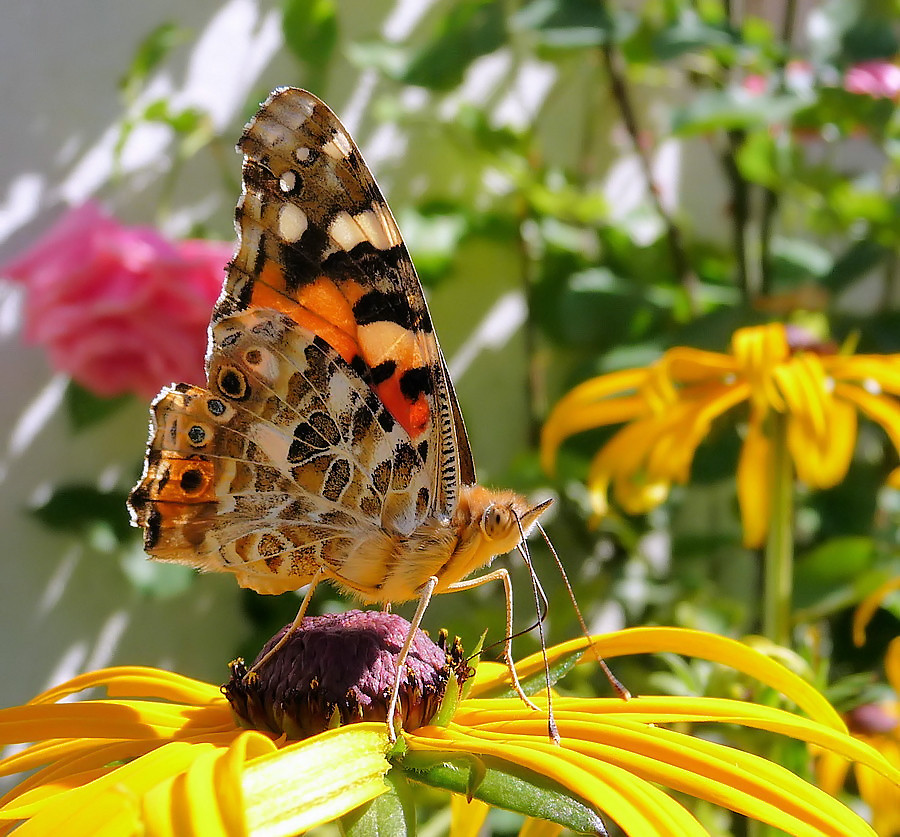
(516, 518, 560, 745)
(536, 522, 631, 701)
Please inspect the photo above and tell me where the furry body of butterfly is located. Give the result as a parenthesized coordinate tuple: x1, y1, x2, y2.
(129, 87, 554, 739)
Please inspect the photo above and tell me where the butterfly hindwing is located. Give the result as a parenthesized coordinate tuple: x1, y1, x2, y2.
(130, 305, 435, 595)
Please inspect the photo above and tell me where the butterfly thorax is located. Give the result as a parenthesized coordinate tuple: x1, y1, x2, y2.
(327, 484, 535, 605)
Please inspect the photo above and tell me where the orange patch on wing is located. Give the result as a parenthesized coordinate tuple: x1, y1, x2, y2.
(251, 268, 431, 436)
(375, 380, 429, 437)
(358, 321, 431, 437)
(155, 455, 217, 505)
(251, 268, 360, 364)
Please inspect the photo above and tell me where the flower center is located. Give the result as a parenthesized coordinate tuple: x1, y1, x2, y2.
(222, 609, 467, 739)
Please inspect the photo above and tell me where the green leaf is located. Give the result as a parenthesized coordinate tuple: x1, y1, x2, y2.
(402, 755, 607, 836)
(340, 771, 416, 837)
(735, 130, 780, 188)
(821, 239, 891, 293)
(395, 207, 468, 285)
(119, 22, 186, 102)
(651, 9, 739, 60)
(401, 0, 506, 90)
(769, 236, 834, 284)
(796, 536, 876, 585)
(793, 536, 879, 618)
(513, 0, 622, 49)
(282, 0, 339, 68)
(31, 484, 133, 544)
(119, 544, 197, 597)
(65, 381, 133, 431)
(794, 87, 896, 137)
(672, 89, 804, 135)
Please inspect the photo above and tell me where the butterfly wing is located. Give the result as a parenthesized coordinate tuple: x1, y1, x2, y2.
(221, 87, 474, 506)
(129, 88, 474, 596)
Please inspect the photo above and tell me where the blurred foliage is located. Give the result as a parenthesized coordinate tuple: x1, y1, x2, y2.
(30, 0, 900, 832)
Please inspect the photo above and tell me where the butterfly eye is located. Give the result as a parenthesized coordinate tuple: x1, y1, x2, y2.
(480, 505, 511, 540)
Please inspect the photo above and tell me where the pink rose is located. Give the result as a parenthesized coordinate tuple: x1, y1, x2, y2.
(844, 60, 900, 99)
(2, 202, 232, 400)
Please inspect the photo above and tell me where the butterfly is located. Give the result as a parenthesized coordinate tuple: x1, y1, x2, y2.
(128, 87, 555, 739)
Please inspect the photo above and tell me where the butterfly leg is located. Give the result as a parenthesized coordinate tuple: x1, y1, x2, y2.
(247, 565, 327, 677)
(386, 575, 438, 742)
(445, 569, 540, 712)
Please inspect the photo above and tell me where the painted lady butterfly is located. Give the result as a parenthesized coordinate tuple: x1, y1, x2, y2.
(128, 88, 553, 737)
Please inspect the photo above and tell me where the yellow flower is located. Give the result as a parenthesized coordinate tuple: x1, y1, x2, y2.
(541, 322, 900, 547)
(1, 622, 896, 836)
(817, 577, 900, 836)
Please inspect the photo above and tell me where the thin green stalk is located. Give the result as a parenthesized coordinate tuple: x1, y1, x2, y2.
(763, 411, 794, 647)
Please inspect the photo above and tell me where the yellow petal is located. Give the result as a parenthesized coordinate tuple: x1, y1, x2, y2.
(737, 412, 773, 548)
(518, 817, 564, 837)
(852, 576, 900, 647)
(241, 723, 390, 836)
(886, 637, 900, 695)
(645, 381, 750, 483)
(854, 737, 900, 837)
(460, 715, 877, 836)
(409, 725, 707, 836)
(449, 794, 489, 837)
(731, 323, 790, 413)
(825, 355, 900, 396)
(540, 369, 650, 474)
(815, 748, 851, 797)
(29, 667, 224, 708)
(662, 346, 740, 381)
(504, 628, 845, 730)
(0, 741, 218, 834)
(588, 419, 671, 516)
(773, 354, 829, 444)
(834, 382, 900, 455)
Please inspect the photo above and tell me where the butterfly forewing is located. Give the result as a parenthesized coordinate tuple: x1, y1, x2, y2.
(220, 88, 474, 514)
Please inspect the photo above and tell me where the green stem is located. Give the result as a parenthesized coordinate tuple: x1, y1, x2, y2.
(763, 411, 794, 647)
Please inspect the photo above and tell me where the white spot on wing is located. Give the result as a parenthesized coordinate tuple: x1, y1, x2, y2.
(294, 147, 312, 163)
(279, 170, 297, 192)
(322, 129, 353, 160)
(271, 92, 315, 130)
(353, 209, 392, 250)
(252, 117, 291, 149)
(328, 210, 366, 251)
(278, 203, 308, 242)
(240, 190, 263, 221)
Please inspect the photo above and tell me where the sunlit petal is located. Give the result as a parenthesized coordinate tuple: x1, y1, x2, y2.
(454, 715, 878, 836)
(409, 725, 708, 835)
(481, 629, 845, 729)
(28, 667, 225, 707)
(242, 724, 390, 836)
